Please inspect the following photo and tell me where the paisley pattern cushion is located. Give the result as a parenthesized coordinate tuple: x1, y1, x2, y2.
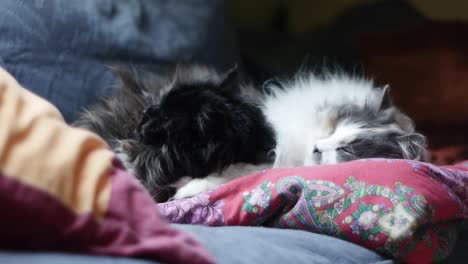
(160, 159, 468, 263)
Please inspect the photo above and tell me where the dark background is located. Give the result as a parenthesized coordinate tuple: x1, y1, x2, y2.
(228, 0, 468, 164)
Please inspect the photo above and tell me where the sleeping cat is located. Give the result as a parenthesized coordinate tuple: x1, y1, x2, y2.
(263, 73, 427, 168)
(75, 65, 427, 201)
(74, 65, 275, 202)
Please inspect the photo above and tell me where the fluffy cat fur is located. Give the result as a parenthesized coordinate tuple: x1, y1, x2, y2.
(75, 65, 428, 201)
(263, 72, 428, 168)
(74, 65, 275, 202)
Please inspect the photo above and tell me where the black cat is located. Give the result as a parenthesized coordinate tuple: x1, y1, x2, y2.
(74, 65, 275, 201)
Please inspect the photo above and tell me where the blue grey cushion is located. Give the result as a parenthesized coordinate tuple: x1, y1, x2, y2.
(0, 0, 237, 122)
(175, 224, 393, 264)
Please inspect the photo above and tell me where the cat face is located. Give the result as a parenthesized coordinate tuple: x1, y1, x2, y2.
(307, 88, 427, 165)
(310, 122, 427, 165)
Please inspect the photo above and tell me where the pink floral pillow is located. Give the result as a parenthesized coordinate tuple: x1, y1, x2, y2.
(160, 159, 468, 263)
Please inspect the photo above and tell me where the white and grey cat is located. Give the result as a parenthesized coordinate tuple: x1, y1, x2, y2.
(173, 72, 428, 199)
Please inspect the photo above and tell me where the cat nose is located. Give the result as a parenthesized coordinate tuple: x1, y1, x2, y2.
(313, 146, 322, 153)
(312, 145, 322, 165)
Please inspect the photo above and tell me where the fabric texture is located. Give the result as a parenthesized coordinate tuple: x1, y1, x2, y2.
(159, 159, 468, 263)
(0, 0, 238, 123)
(0, 67, 214, 264)
(175, 224, 393, 264)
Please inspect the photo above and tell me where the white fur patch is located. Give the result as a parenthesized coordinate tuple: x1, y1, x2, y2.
(173, 163, 270, 199)
(263, 74, 387, 167)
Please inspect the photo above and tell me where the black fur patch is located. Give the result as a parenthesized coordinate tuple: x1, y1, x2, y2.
(134, 67, 275, 183)
(75, 65, 275, 202)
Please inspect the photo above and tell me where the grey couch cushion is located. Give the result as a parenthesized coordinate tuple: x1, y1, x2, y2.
(0, 0, 238, 122)
(175, 224, 393, 264)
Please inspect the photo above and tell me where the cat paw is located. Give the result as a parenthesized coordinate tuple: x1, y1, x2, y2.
(172, 178, 215, 200)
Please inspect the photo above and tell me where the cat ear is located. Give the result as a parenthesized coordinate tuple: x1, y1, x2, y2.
(219, 64, 239, 90)
(397, 133, 428, 161)
(394, 112, 415, 133)
(378, 85, 392, 111)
